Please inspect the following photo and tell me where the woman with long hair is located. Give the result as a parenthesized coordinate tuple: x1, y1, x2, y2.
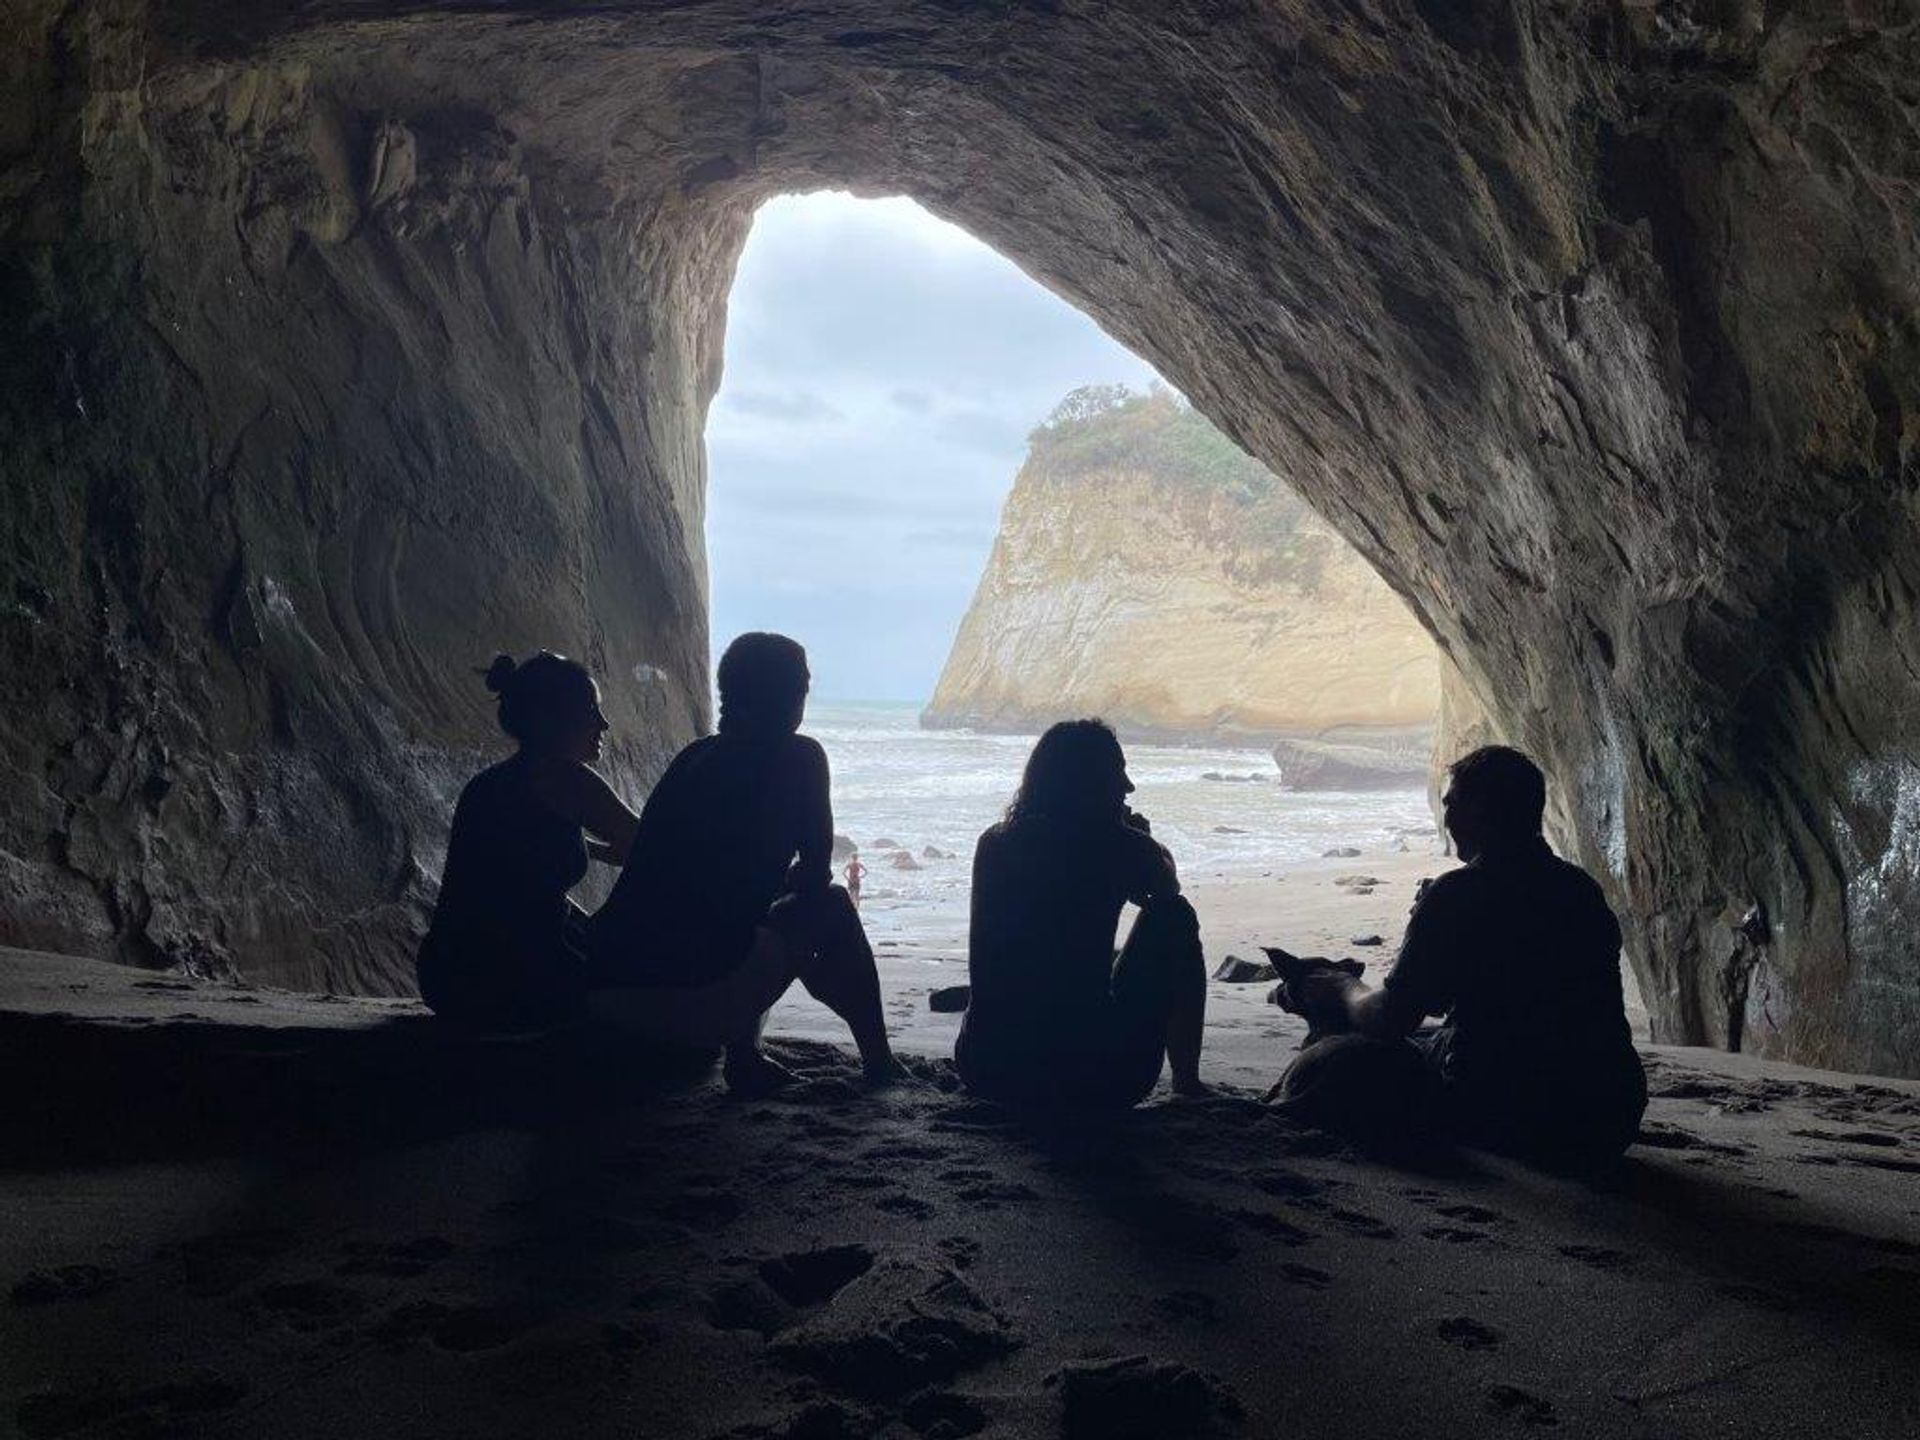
(417, 651, 640, 1030)
(955, 719, 1207, 1106)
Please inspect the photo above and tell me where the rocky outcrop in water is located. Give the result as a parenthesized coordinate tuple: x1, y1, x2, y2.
(3, 3, 1918, 1073)
(923, 387, 1439, 743)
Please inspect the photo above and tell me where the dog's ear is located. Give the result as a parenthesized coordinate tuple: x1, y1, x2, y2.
(1260, 945, 1298, 966)
(1335, 958, 1365, 977)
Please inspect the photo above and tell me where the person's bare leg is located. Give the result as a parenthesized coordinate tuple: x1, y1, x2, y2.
(1123, 896, 1209, 1096)
(722, 931, 799, 1096)
(787, 887, 900, 1081)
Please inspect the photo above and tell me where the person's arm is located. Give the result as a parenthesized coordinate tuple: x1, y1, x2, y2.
(786, 737, 834, 893)
(550, 762, 641, 864)
(1114, 814, 1181, 905)
(1283, 875, 1460, 1039)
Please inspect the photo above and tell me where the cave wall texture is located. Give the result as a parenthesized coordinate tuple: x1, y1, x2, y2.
(2, 0, 1917, 1073)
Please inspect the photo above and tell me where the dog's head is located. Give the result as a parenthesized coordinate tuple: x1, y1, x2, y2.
(1262, 947, 1366, 1045)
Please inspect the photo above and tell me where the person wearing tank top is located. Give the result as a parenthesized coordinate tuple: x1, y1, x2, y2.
(418, 652, 639, 1031)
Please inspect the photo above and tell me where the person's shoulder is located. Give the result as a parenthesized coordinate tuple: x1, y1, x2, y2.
(1413, 863, 1480, 912)
(974, 818, 1016, 856)
(786, 732, 828, 764)
(522, 754, 614, 803)
(1549, 852, 1613, 906)
(457, 755, 521, 806)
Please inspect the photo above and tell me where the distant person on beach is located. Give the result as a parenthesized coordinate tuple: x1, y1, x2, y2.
(845, 855, 867, 908)
(955, 719, 1208, 1106)
(588, 633, 901, 1094)
(1273, 745, 1647, 1165)
(418, 652, 640, 1031)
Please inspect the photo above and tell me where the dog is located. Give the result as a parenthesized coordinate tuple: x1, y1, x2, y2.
(1261, 947, 1365, 1046)
(1259, 946, 1442, 1147)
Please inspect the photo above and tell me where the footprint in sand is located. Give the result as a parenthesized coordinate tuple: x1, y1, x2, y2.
(954, 1180, 1040, 1210)
(902, 1389, 990, 1438)
(1437, 1316, 1503, 1350)
(863, 1141, 952, 1164)
(1249, 1167, 1327, 1201)
(707, 1278, 793, 1338)
(371, 1300, 524, 1353)
(1483, 1383, 1557, 1426)
(1329, 1209, 1396, 1240)
(1433, 1203, 1505, 1225)
(759, 1245, 876, 1307)
(10, 1263, 118, 1306)
(771, 1261, 1018, 1401)
(937, 1237, 981, 1270)
(1153, 1290, 1221, 1324)
(1230, 1209, 1314, 1246)
(1557, 1243, 1632, 1270)
(177, 1228, 301, 1294)
(335, 1235, 455, 1278)
(1279, 1262, 1334, 1289)
(1714, 1282, 1800, 1313)
(1423, 1226, 1492, 1244)
(1049, 1355, 1244, 1439)
(255, 1279, 368, 1331)
(875, 1194, 935, 1220)
(15, 1373, 247, 1439)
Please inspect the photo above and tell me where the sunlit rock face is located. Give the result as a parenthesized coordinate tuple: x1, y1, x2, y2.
(2, 2, 1916, 1071)
(924, 387, 1439, 743)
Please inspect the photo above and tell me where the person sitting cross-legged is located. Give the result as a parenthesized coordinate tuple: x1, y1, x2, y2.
(1274, 745, 1646, 1167)
(955, 719, 1208, 1108)
(586, 633, 901, 1095)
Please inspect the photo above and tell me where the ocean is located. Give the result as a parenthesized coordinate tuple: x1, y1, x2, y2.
(811, 700, 1436, 957)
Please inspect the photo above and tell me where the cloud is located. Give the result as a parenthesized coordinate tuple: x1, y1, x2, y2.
(935, 407, 1029, 456)
(706, 191, 1162, 700)
(722, 389, 846, 424)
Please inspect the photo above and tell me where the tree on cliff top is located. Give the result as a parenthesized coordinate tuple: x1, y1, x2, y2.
(1029, 383, 1308, 521)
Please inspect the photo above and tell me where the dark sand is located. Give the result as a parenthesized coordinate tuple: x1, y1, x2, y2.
(3, 947, 1917, 1439)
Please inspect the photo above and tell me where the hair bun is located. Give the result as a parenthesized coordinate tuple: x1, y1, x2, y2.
(482, 653, 518, 694)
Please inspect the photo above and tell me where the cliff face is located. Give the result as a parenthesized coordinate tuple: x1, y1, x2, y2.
(925, 391, 1438, 741)
(4, 2, 1919, 1073)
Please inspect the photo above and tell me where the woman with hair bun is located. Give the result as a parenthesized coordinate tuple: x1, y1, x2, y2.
(417, 651, 640, 1030)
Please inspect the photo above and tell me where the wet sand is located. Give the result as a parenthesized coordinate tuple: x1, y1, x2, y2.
(3, 940, 1915, 1439)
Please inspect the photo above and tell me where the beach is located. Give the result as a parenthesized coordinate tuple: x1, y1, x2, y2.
(2, 945, 1915, 1439)
(0, 714, 1896, 1439)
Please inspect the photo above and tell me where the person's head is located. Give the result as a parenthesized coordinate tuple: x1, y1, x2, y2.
(1442, 745, 1546, 861)
(716, 632, 810, 738)
(483, 651, 606, 763)
(1007, 719, 1133, 824)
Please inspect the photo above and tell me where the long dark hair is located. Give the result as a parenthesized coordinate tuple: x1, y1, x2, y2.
(1006, 719, 1126, 823)
(483, 651, 595, 752)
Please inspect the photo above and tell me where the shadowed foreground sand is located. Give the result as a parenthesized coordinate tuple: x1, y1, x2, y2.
(2, 948, 1916, 1439)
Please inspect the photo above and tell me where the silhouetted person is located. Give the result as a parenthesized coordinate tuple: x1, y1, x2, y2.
(588, 633, 900, 1094)
(1277, 745, 1647, 1165)
(955, 720, 1207, 1107)
(418, 652, 641, 1031)
(845, 854, 866, 908)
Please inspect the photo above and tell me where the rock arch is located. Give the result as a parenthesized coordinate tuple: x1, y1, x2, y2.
(2, 2, 1916, 1071)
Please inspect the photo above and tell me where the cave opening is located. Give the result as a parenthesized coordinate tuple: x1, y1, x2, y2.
(705, 190, 1468, 1050)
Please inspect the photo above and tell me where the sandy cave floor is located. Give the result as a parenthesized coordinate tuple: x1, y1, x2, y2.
(3, 939, 1919, 1439)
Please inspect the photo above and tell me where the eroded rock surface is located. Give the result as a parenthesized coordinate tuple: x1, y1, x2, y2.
(1, 2, 1917, 1071)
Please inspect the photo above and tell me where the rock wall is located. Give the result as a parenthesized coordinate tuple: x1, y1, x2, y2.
(2, 2, 1917, 1073)
(924, 388, 1439, 742)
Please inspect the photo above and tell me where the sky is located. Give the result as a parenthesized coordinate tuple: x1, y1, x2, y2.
(705, 192, 1161, 703)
